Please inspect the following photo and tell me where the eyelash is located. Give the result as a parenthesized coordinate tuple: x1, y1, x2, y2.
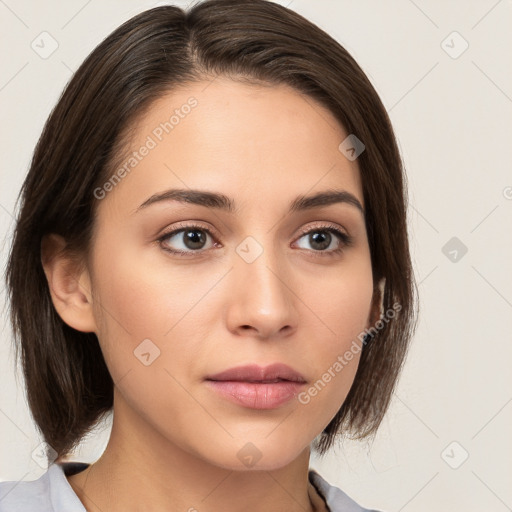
(157, 222, 353, 258)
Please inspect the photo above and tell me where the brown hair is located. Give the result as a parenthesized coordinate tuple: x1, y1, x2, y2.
(5, 0, 417, 460)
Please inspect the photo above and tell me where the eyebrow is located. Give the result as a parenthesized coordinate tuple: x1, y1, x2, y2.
(135, 188, 364, 215)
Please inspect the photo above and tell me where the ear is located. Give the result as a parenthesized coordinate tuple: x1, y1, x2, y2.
(368, 277, 386, 327)
(41, 234, 97, 333)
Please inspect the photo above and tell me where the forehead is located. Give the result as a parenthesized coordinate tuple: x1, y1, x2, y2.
(100, 77, 364, 217)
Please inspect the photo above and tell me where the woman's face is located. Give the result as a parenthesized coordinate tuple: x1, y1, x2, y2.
(85, 77, 376, 470)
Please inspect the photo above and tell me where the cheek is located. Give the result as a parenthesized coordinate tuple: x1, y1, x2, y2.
(295, 288, 368, 425)
(296, 258, 373, 408)
(89, 236, 221, 379)
(309, 253, 374, 345)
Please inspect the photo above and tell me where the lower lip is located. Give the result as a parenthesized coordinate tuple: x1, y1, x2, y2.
(205, 380, 305, 409)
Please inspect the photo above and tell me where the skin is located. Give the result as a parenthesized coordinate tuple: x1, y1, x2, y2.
(42, 76, 382, 512)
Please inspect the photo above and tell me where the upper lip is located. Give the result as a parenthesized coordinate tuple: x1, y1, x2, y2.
(206, 363, 306, 383)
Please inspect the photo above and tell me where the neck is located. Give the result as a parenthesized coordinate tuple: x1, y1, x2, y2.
(67, 391, 326, 512)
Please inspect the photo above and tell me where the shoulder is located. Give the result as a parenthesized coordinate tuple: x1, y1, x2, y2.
(0, 462, 89, 512)
(308, 469, 384, 512)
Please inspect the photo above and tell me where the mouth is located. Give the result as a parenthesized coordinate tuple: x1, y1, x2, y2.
(205, 363, 307, 383)
(205, 363, 307, 409)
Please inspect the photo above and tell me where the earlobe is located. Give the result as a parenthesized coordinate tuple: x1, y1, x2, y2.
(41, 234, 97, 333)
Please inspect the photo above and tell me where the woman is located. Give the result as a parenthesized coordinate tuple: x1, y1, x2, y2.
(1, 0, 416, 510)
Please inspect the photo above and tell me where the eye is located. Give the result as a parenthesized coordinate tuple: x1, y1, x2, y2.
(294, 223, 353, 257)
(157, 223, 217, 257)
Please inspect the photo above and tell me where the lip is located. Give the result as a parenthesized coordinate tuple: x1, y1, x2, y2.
(205, 363, 307, 410)
(206, 363, 306, 383)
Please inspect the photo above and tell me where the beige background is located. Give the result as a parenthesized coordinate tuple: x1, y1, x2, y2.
(1, 1, 511, 511)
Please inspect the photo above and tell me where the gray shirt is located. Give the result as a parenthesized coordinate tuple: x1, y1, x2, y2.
(0, 462, 381, 511)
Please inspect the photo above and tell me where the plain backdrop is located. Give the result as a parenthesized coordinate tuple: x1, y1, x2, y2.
(1, 1, 511, 511)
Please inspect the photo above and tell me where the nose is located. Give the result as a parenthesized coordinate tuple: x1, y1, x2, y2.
(225, 240, 299, 341)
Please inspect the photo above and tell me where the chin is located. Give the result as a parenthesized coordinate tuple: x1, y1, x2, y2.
(195, 433, 311, 472)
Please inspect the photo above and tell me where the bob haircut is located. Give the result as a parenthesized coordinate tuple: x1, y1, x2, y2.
(5, 0, 417, 460)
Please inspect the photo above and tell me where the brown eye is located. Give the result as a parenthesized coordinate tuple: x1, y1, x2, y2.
(294, 225, 352, 256)
(158, 225, 216, 256)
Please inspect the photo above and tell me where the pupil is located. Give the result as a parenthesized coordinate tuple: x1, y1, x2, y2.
(310, 231, 330, 250)
(184, 229, 206, 249)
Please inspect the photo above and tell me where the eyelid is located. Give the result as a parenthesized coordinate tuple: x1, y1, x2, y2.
(295, 221, 349, 239)
(156, 221, 219, 257)
(292, 221, 353, 255)
(156, 220, 220, 240)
